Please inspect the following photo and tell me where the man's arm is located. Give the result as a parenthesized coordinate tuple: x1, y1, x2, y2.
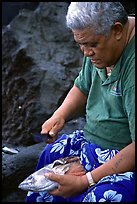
(45, 141, 135, 198)
(53, 85, 87, 121)
(90, 141, 135, 183)
(41, 85, 87, 138)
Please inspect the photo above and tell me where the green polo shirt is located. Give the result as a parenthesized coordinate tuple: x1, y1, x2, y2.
(74, 36, 135, 150)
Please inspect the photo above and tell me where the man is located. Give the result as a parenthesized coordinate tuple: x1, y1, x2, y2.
(26, 2, 135, 202)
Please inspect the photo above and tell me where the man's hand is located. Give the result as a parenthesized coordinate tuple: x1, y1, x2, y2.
(41, 115, 65, 143)
(41, 85, 87, 144)
(45, 173, 88, 198)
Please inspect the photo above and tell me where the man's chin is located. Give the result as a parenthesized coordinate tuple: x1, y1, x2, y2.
(93, 63, 105, 69)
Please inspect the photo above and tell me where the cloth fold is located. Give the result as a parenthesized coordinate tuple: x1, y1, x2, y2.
(26, 130, 135, 202)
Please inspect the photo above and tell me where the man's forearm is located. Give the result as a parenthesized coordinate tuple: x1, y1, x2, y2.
(53, 85, 87, 121)
(91, 141, 135, 183)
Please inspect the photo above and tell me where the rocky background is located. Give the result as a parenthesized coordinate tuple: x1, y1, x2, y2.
(2, 2, 85, 202)
(2, 2, 135, 202)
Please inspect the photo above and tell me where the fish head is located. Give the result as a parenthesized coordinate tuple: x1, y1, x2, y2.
(18, 167, 58, 192)
(18, 156, 85, 192)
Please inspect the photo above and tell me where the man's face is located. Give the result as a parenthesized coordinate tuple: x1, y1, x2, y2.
(73, 27, 122, 68)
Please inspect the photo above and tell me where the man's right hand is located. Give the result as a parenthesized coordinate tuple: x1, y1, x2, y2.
(41, 85, 87, 144)
(41, 114, 65, 143)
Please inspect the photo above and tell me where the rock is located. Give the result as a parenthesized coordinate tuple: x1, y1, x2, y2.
(2, 142, 46, 201)
(2, 2, 39, 25)
(2, 117, 85, 202)
(2, 2, 83, 146)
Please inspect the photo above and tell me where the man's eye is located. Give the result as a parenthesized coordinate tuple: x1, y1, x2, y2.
(79, 43, 87, 46)
(79, 43, 97, 48)
(89, 43, 97, 48)
(79, 44, 88, 49)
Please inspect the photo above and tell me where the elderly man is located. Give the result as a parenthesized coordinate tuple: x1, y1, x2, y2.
(26, 2, 135, 202)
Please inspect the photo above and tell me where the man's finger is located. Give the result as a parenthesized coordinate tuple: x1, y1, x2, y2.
(45, 172, 62, 183)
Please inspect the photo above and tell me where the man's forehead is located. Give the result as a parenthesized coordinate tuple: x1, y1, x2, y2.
(73, 29, 101, 44)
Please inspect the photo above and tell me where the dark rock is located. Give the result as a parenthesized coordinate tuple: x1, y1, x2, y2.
(2, 142, 46, 202)
(2, 2, 85, 202)
(2, 2, 39, 25)
(2, 118, 85, 202)
(2, 2, 83, 146)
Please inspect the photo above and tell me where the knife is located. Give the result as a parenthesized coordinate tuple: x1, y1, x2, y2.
(32, 133, 53, 143)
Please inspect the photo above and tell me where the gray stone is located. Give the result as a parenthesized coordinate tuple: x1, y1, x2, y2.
(2, 2, 83, 146)
(2, 2, 86, 202)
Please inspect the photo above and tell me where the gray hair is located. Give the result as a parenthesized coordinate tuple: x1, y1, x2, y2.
(66, 2, 128, 35)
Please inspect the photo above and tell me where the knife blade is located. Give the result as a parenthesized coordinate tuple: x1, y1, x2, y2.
(32, 133, 53, 143)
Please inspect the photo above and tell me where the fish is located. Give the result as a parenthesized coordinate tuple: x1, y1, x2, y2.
(2, 146, 19, 154)
(18, 156, 86, 192)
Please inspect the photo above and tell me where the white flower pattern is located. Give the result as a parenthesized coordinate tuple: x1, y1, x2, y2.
(50, 139, 67, 154)
(83, 191, 97, 202)
(26, 130, 135, 202)
(36, 192, 53, 202)
(95, 148, 118, 164)
(98, 171, 134, 184)
(99, 190, 122, 202)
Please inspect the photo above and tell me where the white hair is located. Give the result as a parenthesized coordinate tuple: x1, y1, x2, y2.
(66, 2, 128, 36)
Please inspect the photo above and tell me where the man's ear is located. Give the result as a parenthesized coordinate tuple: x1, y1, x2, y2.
(112, 22, 124, 40)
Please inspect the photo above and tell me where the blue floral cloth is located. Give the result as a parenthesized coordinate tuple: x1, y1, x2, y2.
(26, 130, 135, 202)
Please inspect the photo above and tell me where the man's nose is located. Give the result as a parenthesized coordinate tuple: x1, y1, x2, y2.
(84, 49, 95, 57)
(81, 46, 95, 57)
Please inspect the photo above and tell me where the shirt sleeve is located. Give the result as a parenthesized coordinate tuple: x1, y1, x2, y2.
(123, 86, 135, 142)
(122, 57, 135, 142)
(74, 57, 92, 96)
